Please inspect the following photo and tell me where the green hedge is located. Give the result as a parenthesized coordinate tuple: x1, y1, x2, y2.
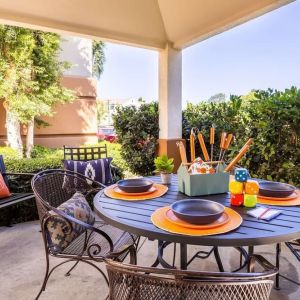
(0, 147, 63, 225)
(113, 88, 299, 186)
(0, 142, 127, 225)
(5, 157, 63, 173)
(183, 88, 300, 186)
(113, 102, 159, 176)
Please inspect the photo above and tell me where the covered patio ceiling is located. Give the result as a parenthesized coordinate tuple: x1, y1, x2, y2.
(0, 0, 294, 168)
(0, 0, 294, 50)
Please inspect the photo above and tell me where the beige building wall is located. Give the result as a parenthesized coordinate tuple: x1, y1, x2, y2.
(0, 35, 98, 148)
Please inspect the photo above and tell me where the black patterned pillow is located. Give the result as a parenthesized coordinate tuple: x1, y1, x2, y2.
(46, 192, 95, 253)
(63, 158, 113, 186)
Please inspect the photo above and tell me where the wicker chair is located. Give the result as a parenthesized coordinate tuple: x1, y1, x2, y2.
(32, 169, 137, 299)
(106, 254, 277, 300)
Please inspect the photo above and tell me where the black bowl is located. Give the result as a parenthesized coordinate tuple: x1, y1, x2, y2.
(259, 181, 296, 198)
(171, 199, 225, 225)
(117, 178, 154, 193)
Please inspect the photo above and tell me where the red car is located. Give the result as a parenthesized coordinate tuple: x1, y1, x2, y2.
(97, 127, 117, 143)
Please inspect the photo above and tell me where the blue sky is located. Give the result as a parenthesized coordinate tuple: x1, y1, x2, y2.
(98, 1, 300, 103)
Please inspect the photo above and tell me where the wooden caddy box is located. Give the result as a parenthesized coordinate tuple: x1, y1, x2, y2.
(178, 163, 229, 196)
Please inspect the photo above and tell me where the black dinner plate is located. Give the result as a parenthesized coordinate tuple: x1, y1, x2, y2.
(171, 199, 225, 225)
(259, 181, 296, 198)
(117, 178, 154, 193)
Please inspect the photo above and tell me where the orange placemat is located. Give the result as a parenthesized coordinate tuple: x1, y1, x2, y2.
(104, 183, 168, 201)
(258, 190, 300, 206)
(151, 207, 242, 236)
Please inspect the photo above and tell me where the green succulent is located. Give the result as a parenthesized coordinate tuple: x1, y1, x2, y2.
(154, 155, 174, 174)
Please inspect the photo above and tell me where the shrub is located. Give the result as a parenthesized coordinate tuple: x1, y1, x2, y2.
(183, 88, 300, 186)
(0, 146, 21, 159)
(0, 155, 63, 225)
(183, 95, 247, 162)
(243, 88, 300, 186)
(113, 102, 159, 175)
(30, 144, 63, 159)
(0, 142, 127, 225)
(113, 89, 299, 186)
(4, 157, 63, 173)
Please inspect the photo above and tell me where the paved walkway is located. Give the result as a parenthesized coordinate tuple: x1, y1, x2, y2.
(0, 221, 299, 299)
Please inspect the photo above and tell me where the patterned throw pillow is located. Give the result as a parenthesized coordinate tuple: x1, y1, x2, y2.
(63, 158, 113, 186)
(46, 192, 95, 253)
(0, 173, 11, 199)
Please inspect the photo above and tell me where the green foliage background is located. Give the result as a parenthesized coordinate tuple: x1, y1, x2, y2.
(113, 102, 159, 175)
(113, 88, 299, 186)
(0, 142, 127, 224)
(0, 25, 74, 123)
(92, 40, 105, 79)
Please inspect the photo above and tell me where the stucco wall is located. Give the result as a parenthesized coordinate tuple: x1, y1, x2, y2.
(0, 78, 98, 147)
(59, 35, 93, 78)
(34, 97, 97, 147)
(35, 97, 97, 135)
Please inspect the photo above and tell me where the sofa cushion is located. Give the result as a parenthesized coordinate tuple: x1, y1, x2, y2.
(63, 158, 113, 186)
(0, 173, 11, 199)
(46, 192, 95, 253)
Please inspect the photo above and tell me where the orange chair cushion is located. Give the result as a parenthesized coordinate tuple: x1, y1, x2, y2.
(0, 173, 11, 199)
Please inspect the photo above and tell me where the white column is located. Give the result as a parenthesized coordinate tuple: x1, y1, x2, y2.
(159, 44, 182, 139)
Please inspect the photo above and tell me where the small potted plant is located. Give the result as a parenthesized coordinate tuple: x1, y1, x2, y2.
(154, 155, 174, 184)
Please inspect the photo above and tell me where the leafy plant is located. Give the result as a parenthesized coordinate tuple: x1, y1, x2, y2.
(242, 87, 300, 186)
(154, 155, 174, 174)
(0, 25, 75, 157)
(92, 40, 105, 79)
(183, 88, 300, 186)
(112, 88, 299, 186)
(113, 102, 159, 175)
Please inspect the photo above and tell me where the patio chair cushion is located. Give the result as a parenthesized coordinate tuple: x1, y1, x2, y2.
(0, 173, 11, 199)
(46, 192, 95, 253)
(63, 158, 113, 186)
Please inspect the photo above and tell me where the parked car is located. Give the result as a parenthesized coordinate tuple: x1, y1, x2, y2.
(97, 126, 117, 143)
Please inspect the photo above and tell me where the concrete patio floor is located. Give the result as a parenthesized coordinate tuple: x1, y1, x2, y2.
(0, 221, 299, 299)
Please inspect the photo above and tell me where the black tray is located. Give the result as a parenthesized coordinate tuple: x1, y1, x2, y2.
(259, 181, 295, 198)
(171, 199, 225, 225)
(117, 178, 153, 193)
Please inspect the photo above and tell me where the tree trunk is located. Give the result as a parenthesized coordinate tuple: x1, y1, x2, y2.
(25, 118, 34, 158)
(5, 109, 23, 157)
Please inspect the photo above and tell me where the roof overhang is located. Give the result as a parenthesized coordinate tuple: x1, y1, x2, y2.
(0, 0, 294, 50)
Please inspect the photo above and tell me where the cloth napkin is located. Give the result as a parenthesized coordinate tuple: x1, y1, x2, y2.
(247, 207, 282, 221)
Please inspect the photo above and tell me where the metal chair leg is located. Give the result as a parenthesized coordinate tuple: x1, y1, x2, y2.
(172, 243, 177, 267)
(129, 245, 137, 265)
(35, 253, 50, 300)
(65, 260, 80, 276)
(36, 258, 109, 299)
(275, 243, 281, 290)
